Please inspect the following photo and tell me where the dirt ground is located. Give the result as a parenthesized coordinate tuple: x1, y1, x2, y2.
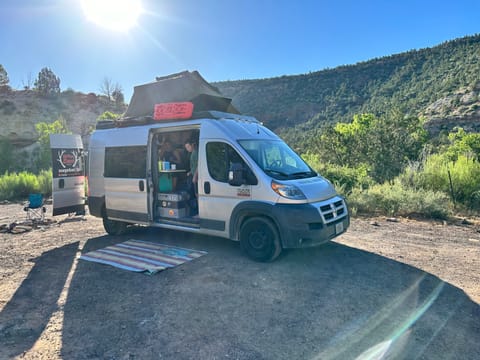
(0, 202, 479, 359)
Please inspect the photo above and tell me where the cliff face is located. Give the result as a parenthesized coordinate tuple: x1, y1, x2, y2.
(0, 88, 126, 148)
(422, 84, 480, 135)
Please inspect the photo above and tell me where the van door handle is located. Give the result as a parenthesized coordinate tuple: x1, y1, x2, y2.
(139, 180, 145, 192)
(204, 181, 211, 194)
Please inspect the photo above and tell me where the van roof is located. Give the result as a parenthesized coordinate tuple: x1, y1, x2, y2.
(96, 110, 259, 130)
(91, 116, 278, 148)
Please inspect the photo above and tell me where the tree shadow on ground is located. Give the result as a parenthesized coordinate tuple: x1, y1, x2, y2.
(0, 242, 79, 359)
(61, 230, 480, 359)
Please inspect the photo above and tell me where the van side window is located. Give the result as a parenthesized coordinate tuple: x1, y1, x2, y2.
(206, 142, 257, 185)
(105, 146, 147, 178)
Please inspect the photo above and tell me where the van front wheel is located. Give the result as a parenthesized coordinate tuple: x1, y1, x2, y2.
(103, 216, 127, 235)
(240, 217, 282, 262)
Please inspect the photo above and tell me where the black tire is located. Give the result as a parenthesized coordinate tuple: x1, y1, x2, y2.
(240, 217, 282, 262)
(103, 216, 128, 235)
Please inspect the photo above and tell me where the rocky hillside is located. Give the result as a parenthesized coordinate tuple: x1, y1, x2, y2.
(215, 34, 480, 141)
(0, 88, 126, 148)
(421, 83, 480, 135)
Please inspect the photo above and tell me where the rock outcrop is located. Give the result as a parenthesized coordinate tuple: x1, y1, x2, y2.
(0, 88, 126, 148)
(422, 84, 480, 135)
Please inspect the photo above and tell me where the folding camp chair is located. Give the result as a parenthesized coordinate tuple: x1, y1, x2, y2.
(24, 193, 46, 222)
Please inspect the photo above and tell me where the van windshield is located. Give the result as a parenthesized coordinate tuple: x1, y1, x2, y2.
(238, 139, 317, 180)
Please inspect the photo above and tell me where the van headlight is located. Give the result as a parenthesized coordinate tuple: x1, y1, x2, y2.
(271, 180, 306, 200)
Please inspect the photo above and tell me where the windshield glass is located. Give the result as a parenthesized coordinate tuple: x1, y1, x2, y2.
(238, 139, 317, 180)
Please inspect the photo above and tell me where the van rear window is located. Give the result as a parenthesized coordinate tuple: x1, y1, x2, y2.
(105, 146, 147, 178)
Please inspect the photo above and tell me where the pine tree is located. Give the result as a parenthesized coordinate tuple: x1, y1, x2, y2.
(0, 64, 9, 88)
(34, 67, 61, 95)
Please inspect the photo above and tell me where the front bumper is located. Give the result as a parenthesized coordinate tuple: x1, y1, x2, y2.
(272, 198, 350, 248)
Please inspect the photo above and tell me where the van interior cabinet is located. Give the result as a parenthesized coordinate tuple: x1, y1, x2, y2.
(158, 173, 173, 192)
(158, 169, 186, 193)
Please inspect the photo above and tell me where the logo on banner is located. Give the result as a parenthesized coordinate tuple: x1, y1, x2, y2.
(52, 149, 83, 178)
(58, 150, 80, 168)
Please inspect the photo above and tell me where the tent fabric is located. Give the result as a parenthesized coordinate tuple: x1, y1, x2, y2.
(123, 70, 239, 119)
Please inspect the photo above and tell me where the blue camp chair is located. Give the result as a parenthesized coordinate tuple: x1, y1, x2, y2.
(24, 193, 46, 222)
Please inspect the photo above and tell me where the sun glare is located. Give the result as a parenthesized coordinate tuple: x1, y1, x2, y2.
(81, 0, 143, 32)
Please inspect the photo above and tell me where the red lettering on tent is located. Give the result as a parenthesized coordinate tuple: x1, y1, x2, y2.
(154, 102, 194, 120)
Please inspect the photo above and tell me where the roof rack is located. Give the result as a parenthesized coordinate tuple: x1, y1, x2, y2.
(95, 110, 258, 130)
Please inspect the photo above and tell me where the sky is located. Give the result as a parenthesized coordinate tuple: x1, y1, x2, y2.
(1, 0, 479, 101)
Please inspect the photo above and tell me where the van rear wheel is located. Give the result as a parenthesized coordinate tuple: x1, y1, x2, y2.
(103, 216, 128, 235)
(240, 217, 282, 262)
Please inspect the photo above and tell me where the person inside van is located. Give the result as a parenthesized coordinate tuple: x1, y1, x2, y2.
(159, 140, 182, 166)
(184, 139, 198, 216)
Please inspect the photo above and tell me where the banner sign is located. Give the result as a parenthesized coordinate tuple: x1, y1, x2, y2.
(51, 148, 83, 178)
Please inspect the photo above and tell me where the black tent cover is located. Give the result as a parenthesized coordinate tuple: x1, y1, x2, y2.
(122, 70, 239, 121)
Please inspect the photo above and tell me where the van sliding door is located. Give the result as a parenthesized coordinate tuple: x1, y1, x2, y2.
(104, 145, 149, 224)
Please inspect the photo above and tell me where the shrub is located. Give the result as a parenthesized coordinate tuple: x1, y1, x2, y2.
(348, 181, 450, 219)
(0, 171, 40, 200)
(37, 169, 52, 197)
(414, 153, 480, 209)
(302, 153, 373, 194)
(0, 169, 52, 201)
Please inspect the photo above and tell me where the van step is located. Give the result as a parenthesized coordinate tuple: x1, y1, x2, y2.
(157, 216, 200, 227)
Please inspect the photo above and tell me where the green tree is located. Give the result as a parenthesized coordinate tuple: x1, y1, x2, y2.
(444, 127, 480, 160)
(314, 111, 427, 182)
(34, 117, 70, 171)
(0, 64, 9, 88)
(34, 67, 61, 95)
(366, 110, 427, 182)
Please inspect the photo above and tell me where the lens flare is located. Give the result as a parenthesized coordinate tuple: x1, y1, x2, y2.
(81, 0, 143, 32)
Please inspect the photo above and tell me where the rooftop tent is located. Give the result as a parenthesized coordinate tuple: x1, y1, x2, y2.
(122, 70, 239, 120)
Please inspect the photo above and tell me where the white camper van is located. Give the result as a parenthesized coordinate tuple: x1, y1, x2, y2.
(54, 72, 349, 261)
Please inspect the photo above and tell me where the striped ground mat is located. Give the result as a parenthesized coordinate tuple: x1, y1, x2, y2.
(79, 239, 207, 274)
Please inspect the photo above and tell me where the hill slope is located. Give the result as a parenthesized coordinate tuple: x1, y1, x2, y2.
(215, 34, 480, 139)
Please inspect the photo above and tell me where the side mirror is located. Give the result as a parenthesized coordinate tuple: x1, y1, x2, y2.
(228, 163, 244, 186)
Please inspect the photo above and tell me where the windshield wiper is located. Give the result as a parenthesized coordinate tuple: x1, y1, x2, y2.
(290, 171, 316, 178)
(264, 168, 290, 177)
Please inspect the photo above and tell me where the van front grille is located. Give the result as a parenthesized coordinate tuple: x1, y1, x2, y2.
(319, 199, 347, 224)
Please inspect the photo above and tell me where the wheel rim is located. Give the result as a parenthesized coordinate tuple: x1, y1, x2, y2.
(248, 229, 269, 250)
